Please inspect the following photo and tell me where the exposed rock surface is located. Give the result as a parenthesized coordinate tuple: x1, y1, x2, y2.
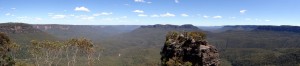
(161, 32, 220, 66)
(0, 23, 42, 33)
(141, 24, 199, 29)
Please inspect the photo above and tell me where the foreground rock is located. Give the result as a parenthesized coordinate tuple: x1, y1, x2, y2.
(161, 32, 220, 66)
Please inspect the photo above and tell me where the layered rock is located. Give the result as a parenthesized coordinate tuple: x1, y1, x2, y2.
(161, 32, 219, 66)
(0, 23, 42, 33)
(141, 24, 199, 29)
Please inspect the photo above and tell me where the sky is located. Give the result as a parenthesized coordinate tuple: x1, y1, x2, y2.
(0, 0, 299, 26)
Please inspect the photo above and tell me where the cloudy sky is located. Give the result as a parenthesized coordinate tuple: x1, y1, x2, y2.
(0, 0, 299, 26)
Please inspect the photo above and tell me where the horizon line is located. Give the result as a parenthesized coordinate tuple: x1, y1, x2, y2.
(0, 22, 298, 26)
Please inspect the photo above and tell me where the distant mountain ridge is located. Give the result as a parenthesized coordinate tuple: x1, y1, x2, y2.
(141, 24, 199, 29)
(3, 23, 300, 65)
(105, 24, 203, 48)
(222, 25, 300, 33)
(0, 23, 57, 45)
(0, 23, 42, 33)
(32, 24, 140, 41)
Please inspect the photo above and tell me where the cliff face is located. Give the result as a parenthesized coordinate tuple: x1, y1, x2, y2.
(141, 24, 199, 29)
(0, 23, 42, 33)
(161, 32, 219, 66)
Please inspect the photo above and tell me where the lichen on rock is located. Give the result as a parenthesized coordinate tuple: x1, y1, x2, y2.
(161, 31, 220, 66)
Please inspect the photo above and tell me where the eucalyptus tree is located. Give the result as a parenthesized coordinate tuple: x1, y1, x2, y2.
(29, 37, 97, 66)
(29, 40, 65, 66)
(67, 38, 95, 66)
(0, 33, 15, 66)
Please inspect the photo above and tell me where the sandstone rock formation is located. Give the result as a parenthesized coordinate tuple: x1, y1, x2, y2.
(0, 23, 42, 33)
(140, 24, 199, 29)
(161, 32, 220, 66)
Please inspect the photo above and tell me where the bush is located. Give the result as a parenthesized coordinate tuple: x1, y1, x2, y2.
(0, 32, 15, 66)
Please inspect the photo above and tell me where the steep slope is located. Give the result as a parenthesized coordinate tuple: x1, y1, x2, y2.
(98, 24, 207, 66)
(0, 23, 58, 58)
(202, 25, 300, 65)
(102, 24, 204, 49)
(33, 25, 139, 41)
(0, 23, 57, 45)
(222, 25, 300, 33)
(207, 25, 300, 48)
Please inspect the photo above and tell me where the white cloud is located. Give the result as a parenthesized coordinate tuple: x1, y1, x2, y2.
(17, 16, 29, 21)
(5, 13, 14, 16)
(230, 17, 236, 19)
(11, 8, 16, 10)
(138, 14, 148, 17)
(245, 18, 252, 20)
(35, 17, 43, 21)
(101, 12, 113, 15)
(265, 20, 271, 22)
(151, 14, 160, 17)
(105, 18, 115, 21)
(100, 16, 128, 22)
(74, 15, 95, 20)
(175, 0, 179, 3)
(240, 10, 247, 14)
(134, 0, 152, 4)
(17, 16, 43, 22)
(74, 6, 90, 12)
(121, 16, 128, 18)
(134, 0, 145, 2)
(203, 15, 209, 18)
(213, 16, 222, 19)
(133, 10, 144, 13)
(101, 18, 116, 21)
(81, 16, 95, 20)
(255, 18, 259, 21)
(5, 13, 11, 16)
(181, 14, 189, 17)
(160, 12, 175, 17)
(93, 12, 113, 16)
(93, 14, 101, 16)
(70, 14, 75, 16)
(52, 15, 66, 19)
(17, 16, 28, 19)
(48, 13, 54, 16)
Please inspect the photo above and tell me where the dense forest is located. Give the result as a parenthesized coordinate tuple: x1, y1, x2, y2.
(2, 23, 300, 66)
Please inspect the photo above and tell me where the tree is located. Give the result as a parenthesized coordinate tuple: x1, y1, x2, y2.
(67, 38, 94, 66)
(0, 32, 15, 66)
(28, 40, 42, 66)
(29, 40, 65, 66)
(29, 37, 96, 66)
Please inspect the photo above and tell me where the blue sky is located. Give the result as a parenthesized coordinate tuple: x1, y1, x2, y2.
(0, 0, 299, 26)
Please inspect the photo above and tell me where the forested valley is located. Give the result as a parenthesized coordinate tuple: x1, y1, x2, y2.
(2, 23, 300, 66)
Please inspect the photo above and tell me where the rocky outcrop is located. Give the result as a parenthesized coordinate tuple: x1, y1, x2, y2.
(161, 32, 220, 66)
